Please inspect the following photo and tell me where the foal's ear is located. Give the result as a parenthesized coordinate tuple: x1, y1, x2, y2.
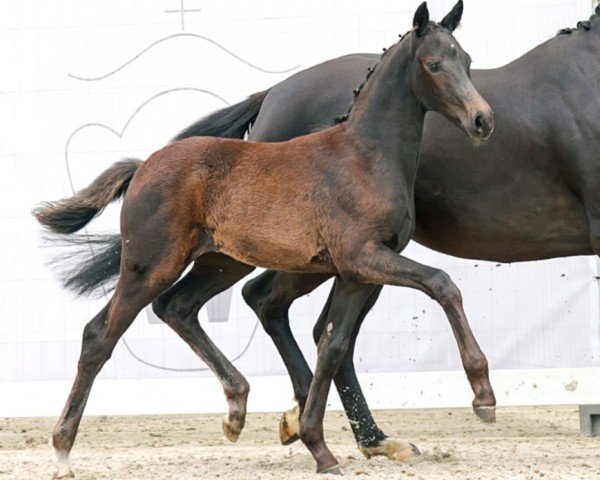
(413, 2, 429, 37)
(440, 0, 463, 32)
(596, 4, 600, 16)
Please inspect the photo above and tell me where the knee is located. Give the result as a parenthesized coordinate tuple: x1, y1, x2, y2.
(427, 270, 462, 307)
(467, 353, 489, 377)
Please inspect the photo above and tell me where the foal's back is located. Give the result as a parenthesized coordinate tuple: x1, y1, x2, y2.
(126, 131, 383, 272)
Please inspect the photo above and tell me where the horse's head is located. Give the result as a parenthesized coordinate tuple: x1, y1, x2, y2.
(409, 1, 494, 144)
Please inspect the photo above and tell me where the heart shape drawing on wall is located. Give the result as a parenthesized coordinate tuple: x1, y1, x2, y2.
(64, 88, 259, 372)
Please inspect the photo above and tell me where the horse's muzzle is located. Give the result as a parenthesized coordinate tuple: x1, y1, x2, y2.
(473, 109, 494, 140)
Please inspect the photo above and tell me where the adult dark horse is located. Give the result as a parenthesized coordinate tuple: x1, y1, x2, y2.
(170, 5, 600, 458)
(35, 2, 493, 475)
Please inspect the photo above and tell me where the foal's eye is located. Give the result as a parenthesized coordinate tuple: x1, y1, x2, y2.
(427, 62, 440, 73)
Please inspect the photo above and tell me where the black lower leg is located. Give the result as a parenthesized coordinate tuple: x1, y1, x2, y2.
(242, 271, 332, 408)
(312, 282, 387, 448)
(152, 254, 255, 441)
(301, 279, 378, 473)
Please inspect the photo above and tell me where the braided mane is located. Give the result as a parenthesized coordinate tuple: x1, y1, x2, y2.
(557, 4, 599, 35)
(334, 23, 449, 125)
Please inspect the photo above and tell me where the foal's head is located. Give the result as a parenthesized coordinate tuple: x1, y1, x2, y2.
(409, 1, 494, 143)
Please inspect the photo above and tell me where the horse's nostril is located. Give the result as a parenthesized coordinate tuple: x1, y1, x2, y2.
(475, 114, 484, 131)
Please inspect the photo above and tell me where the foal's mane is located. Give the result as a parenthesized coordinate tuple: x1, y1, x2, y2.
(556, 4, 600, 35)
(333, 22, 449, 126)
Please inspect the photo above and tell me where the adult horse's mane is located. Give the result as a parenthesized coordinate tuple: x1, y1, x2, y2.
(557, 4, 600, 35)
(334, 22, 452, 125)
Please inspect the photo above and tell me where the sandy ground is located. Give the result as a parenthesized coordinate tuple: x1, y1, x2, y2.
(0, 406, 598, 479)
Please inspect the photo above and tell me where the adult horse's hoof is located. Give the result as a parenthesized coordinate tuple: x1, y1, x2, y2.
(318, 464, 342, 475)
(279, 405, 300, 445)
(359, 438, 421, 462)
(474, 406, 496, 424)
(222, 413, 242, 443)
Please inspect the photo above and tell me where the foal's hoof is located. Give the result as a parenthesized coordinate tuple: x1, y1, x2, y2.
(319, 464, 342, 475)
(51, 443, 74, 479)
(474, 406, 496, 424)
(359, 438, 421, 462)
(52, 470, 75, 479)
(279, 405, 301, 445)
(222, 413, 243, 443)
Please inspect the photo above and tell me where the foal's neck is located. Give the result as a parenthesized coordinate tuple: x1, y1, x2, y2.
(346, 34, 425, 183)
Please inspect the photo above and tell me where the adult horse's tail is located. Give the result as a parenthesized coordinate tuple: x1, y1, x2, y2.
(33, 158, 142, 296)
(172, 90, 268, 141)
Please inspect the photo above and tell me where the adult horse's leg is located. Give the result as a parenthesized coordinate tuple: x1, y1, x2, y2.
(337, 245, 496, 418)
(51, 256, 186, 478)
(152, 253, 255, 442)
(241, 271, 332, 436)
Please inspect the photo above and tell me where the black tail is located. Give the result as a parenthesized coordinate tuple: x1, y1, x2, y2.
(173, 90, 268, 141)
(33, 159, 139, 297)
(33, 158, 142, 234)
(46, 233, 122, 297)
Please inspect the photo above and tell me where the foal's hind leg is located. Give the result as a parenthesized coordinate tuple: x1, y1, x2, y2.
(51, 259, 186, 478)
(152, 253, 255, 442)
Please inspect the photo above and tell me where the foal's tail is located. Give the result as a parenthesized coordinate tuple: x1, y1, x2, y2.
(172, 90, 269, 141)
(33, 158, 142, 234)
(33, 158, 142, 297)
(34, 91, 269, 297)
(44, 233, 123, 297)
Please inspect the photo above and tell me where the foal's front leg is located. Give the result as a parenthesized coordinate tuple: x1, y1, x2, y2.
(340, 243, 496, 420)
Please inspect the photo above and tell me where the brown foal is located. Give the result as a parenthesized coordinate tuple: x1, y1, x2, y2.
(35, 1, 494, 476)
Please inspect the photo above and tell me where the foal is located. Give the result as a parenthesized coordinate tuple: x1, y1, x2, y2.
(35, 2, 493, 476)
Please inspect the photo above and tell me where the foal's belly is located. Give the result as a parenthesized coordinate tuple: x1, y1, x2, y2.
(216, 236, 336, 273)
(209, 215, 336, 273)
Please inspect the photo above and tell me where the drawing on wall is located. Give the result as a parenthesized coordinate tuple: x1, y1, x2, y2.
(63, 1, 299, 372)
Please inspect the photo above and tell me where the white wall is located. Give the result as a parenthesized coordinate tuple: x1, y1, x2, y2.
(1, 0, 599, 414)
